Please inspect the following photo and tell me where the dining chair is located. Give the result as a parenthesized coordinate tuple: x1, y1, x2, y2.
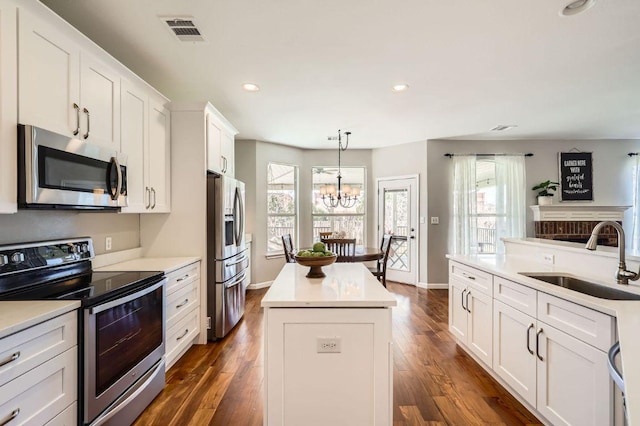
(281, 234, 296, 263)
(323, 238, 356, 262)
(367, 234, 393, 287)
(319, 231, 333, 241)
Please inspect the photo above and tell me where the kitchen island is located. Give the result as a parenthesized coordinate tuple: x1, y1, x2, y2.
(261, 262, 397, 426)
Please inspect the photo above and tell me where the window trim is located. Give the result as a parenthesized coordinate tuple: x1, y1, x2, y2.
(266, 162, 298, 255)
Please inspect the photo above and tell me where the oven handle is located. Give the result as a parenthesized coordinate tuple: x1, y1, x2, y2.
(90, 278, 166, 315)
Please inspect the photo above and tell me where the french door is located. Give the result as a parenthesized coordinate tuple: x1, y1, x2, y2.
(377, 176, 418, 285)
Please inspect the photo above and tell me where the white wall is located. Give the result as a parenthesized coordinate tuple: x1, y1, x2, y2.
(426, 138, 640, 284)
(235, 140, 374, 285)
(371, 140, 429, 285)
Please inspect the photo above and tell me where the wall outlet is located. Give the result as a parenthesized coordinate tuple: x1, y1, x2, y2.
(317, 337, 341, 353)
(542, 253, 554, 265)
(105, 236, 112, 251)
(430, 217, 440, 225)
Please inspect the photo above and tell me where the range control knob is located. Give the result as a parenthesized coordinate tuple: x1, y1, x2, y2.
(0, 254, 8, 266)
(81, 243, 89, 253)
(10, 252, 25, 263)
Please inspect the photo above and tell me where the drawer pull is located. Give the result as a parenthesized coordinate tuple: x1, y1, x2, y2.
(526, 324, 534, 355)
(176, 299, 189, 309)
(176, 274, 190, 282)
(536, 328, 544, 361)
(461, 272, 476, 280)
(0, 408, 19, 426)
(0, 352, 20, 368)
(176, 329, 189, 341)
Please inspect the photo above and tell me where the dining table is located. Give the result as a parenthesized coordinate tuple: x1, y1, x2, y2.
(339, 246, 383, 263)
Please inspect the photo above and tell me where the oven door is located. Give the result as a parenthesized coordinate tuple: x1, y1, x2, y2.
(19, 124, 127, 209)
(84, 278, 166, 424)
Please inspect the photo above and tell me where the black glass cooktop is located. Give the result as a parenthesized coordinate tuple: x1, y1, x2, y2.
(0, 269, 164, 307)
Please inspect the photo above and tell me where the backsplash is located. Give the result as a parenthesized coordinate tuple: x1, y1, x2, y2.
(533, 220, 619, 247)
(0, 210, 140, 254)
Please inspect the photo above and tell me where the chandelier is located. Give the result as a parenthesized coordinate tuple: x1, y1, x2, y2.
(320, 130, 360, 208)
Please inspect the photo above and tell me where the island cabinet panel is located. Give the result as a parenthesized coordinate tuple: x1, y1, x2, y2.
(264, 307, 393, 426)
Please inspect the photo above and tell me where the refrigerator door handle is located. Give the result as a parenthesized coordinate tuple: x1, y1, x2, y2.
(225, 272, 247, 289)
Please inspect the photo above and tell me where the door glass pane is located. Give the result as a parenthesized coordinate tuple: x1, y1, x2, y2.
(383, 188, 409, 272)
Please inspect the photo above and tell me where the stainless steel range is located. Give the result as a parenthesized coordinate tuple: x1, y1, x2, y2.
(0, 238, 166, 425)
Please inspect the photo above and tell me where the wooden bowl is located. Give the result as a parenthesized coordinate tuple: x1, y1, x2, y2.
(294, 254, 337, 278)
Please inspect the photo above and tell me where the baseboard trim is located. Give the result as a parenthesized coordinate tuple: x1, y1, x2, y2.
(417, 282, 448, 290)
(247, 281, 273, 290)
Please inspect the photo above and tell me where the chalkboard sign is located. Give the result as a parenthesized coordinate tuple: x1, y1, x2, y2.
(559, 152, 593, 201)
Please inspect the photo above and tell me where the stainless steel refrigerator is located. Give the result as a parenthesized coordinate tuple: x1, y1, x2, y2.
(207, 173, 248, 340)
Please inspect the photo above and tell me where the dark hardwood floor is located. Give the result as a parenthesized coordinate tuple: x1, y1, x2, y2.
(135, 282, 543, 425)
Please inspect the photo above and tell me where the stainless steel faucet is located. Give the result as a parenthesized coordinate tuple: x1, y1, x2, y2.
(585, 221, 639, 284)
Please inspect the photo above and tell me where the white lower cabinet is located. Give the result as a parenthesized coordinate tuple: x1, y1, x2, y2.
(451, 261, 616, 426)
(0, 310, 78, 425)
(448, 264, 493, 368)
(164, 261, 201, 370)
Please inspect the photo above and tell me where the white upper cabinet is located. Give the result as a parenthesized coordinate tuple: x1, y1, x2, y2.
(0, 4, 18, 213)
(18, 8, 120, 150)
(206, 104, 238, 177)
(120, 82, 170, 214)
(147, 95, 171, 212)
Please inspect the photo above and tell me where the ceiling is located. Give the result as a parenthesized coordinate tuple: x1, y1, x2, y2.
(41, 0, 640, 149)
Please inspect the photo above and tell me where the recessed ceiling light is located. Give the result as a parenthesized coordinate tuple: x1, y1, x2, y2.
(392, 84, 409, 92)
(242, 83, 260, 92)
(561, 0, 595, 16)
(491, 124, 518, 131)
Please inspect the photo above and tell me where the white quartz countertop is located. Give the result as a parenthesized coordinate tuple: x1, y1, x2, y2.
(0, 300, 80, 339)
(95, 257, 200, 274)
(262, 263, 397, 308)
(447, 253, 640, 425)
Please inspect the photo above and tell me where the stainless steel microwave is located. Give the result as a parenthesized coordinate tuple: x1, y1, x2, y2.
(18, 124, 127, 210)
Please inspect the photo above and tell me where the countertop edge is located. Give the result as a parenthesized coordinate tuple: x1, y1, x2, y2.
(0, 300, 80, 339)
(95, 257, 201, 274)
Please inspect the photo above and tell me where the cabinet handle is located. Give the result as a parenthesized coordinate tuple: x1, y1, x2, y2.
(466, 291, 471, 313)
(83, 108, 90, 139)
(461, 272, 476, 280)
(461, 289, 467, 311)
(0, 409, 20, 426)
(526, 324, 534, 355)
(73, 103, 80, 135)
(0, 352, 20, 368)
(536, 328, 544, 361)
(145, 187, 151, 209)
(176, 299, 189, 309)
(151, 187, 157, 209)
(176, 329, 189, 341)
(176, 274, 190, 282)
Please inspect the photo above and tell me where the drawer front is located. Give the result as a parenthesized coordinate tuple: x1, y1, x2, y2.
(166, 262, 200, 295)
(537, 292, 614, 351)
(166, 278, 200, 326)
(493, 277, 537, 317)
(166, 307, 199, 368)
(44, 402, 76, 426)
(0, 348, 77, 426)
(450, 261, 492, 295)
(0, 311, 77, 387)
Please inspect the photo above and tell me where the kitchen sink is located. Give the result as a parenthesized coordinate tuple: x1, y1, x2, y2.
(519, 273, 640, 301)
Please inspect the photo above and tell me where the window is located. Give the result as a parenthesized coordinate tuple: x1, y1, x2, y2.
(452, 155, 526, 255)
(267, 163, 297, 254)
(312, 167, 366, 246)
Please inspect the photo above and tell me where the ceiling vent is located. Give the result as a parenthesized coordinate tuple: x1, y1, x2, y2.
(491, 124, 518, 131)
(160, 16, 206, 42)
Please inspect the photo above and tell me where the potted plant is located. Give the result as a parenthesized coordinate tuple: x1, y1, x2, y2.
(532, 180, 559, 205)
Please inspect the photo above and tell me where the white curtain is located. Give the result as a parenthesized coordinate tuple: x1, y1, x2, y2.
(632, 156, 640, 251)
(452, 155, 477, 254)
(494, 155, 527, 254)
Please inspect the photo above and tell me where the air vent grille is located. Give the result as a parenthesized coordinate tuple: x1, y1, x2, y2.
(160, 16, 206, 42)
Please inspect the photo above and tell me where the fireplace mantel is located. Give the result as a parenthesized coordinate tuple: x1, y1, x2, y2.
(530, 205, 631, 222)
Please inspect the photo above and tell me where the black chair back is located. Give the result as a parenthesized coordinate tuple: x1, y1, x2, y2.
(281, 234, 296, 263)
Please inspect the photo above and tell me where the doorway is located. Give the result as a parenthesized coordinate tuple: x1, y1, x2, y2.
(377, 176, 418, 285)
